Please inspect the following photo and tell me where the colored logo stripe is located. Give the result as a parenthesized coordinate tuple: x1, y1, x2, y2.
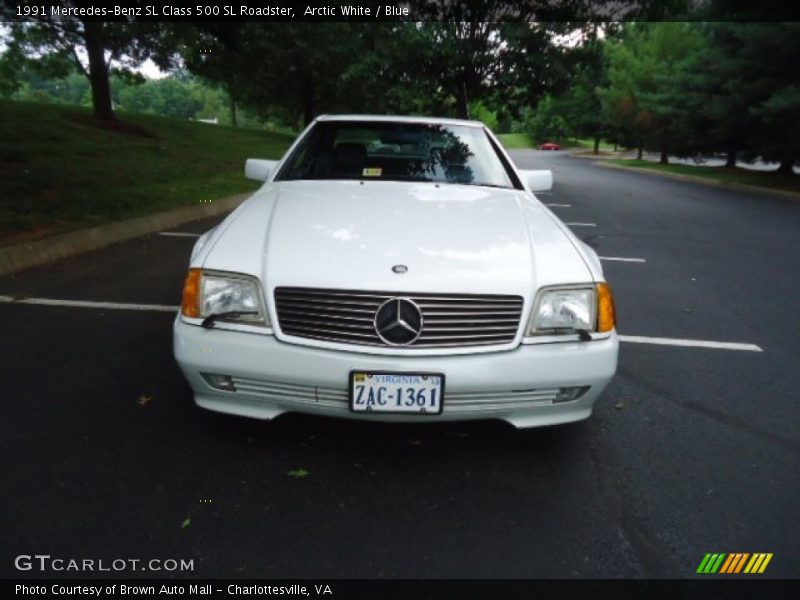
(720, 553, 749, 573)
(744, 553, 773, 574)
(697, 553, 773, 574)
(697, 553, 726, 573)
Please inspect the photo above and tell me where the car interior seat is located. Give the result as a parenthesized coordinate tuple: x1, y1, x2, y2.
(332, 143, 367, 177)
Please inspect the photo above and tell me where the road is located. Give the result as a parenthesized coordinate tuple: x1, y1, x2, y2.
(1, 150, 798, 579)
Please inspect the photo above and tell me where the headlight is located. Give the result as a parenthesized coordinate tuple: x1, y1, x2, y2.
(529, 287, 595, 334)
(528, 283, 615, 335)
(181, 269, 268, 326)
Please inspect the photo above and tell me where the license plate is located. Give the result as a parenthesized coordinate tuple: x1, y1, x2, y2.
(349, 371, 444, 415)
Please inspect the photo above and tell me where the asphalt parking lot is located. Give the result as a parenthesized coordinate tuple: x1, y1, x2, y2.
(1, 150, 798, 578)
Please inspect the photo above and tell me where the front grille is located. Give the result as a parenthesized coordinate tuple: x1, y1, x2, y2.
(228, 376, 561, 412)
(274, 287, 524, 348)
(229, 376, 346, 408)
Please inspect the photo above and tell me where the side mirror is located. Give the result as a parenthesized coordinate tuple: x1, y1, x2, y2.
(245, 159, 279, 182)
(520, 169, 553, 192)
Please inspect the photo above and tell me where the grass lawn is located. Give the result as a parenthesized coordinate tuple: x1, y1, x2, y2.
(496, 133, 537, 149)
(0, 100, 295, 245)
(607, 159, 800, 195)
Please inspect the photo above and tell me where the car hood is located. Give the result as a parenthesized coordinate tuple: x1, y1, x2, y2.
(200, 180, 593, 298)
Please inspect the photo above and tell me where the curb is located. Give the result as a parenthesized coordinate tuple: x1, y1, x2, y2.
(568, 150, 625, 160)
(597, 161, 800, 201)
(0, 192, 251, 277)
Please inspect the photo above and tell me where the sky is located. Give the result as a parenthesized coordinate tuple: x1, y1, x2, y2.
(0, 23, 166, 79)
(138, 58, 166, 79)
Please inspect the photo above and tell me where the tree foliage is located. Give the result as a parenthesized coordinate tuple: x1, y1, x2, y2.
(2, 2, 179, 120)
(1, 16, 797, 171)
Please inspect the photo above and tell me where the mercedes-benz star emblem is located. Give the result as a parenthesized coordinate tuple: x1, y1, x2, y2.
(374, 298, 423, 345)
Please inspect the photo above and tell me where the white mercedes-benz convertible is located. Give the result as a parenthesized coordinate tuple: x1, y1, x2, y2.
(173, 115, 618, 428)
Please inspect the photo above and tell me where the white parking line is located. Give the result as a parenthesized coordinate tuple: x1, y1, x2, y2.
(565, 222, 597, 227)
(158, 232, 201, 238)
(546, 203, 572, 207)
(0, 295, 765, 352)
(0, 295, 177, 313)
(599, 256, 646, 263)
(618, 335, 762, 352)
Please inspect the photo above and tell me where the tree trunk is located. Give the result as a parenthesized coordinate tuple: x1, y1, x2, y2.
(82, 22, 114, 121)
(777, 157, 796, 175)
(593, 136, 600, 155)
(637, 143, 643, 160)
(613, 139, 618, 152)
(659, 148, 669, 164)
(303, 75, 316, 127)
(724, 149, 737, 168)
(456, 80, 469, 120)
(303, 98, 315, 128)
(229, 97, 237, 127)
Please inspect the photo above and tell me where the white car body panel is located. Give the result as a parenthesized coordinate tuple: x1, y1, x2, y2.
(519, 169, 554, 192)
(201, 181, 593, 294)
(174, 323, 618, 428)
(244, 158, 279, 182)
(174, 114, 618, 428)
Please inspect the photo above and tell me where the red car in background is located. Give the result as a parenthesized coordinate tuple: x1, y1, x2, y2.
(539, 142, 561, 151)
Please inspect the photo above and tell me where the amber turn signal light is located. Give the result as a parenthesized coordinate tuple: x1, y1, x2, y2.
(181, 269, 202, 318)
(596, 282, 615, 332)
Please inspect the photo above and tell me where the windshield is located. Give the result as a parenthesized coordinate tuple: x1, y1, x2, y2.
(276, 121, 517, 189)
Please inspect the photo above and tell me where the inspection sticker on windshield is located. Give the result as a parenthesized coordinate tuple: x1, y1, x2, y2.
(350, 371, 444, 414)
(362, 167, 382, 177)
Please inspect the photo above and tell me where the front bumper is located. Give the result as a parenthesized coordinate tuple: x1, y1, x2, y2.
(173, 318, 618, 428)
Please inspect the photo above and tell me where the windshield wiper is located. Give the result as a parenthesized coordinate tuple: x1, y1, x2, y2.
(553, 327, 593, 341)
(455, 182, 513, 190)
(201, 311, 258, 329)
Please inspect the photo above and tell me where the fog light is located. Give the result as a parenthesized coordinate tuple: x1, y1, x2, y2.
(554, 385, 590, 403)
(201, 373, 236, 391)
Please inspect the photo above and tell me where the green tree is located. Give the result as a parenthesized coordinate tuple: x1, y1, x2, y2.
(600, 23, 703, 163)
(180, 23, 251, 126)
(2, 3, 179, 121)
(714, 23, 800, 173)
(667, 24, 755, 167)
(666, 21, 800, 172)
(754, 85, 800, 173)
(493, 21, 575, 124)
(0, 41, 24, 97)
(548, 30, 609, 152)
(183, 23, 368, 127)
(117, 76, 203, 120)
(524, 95, 568, 141)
